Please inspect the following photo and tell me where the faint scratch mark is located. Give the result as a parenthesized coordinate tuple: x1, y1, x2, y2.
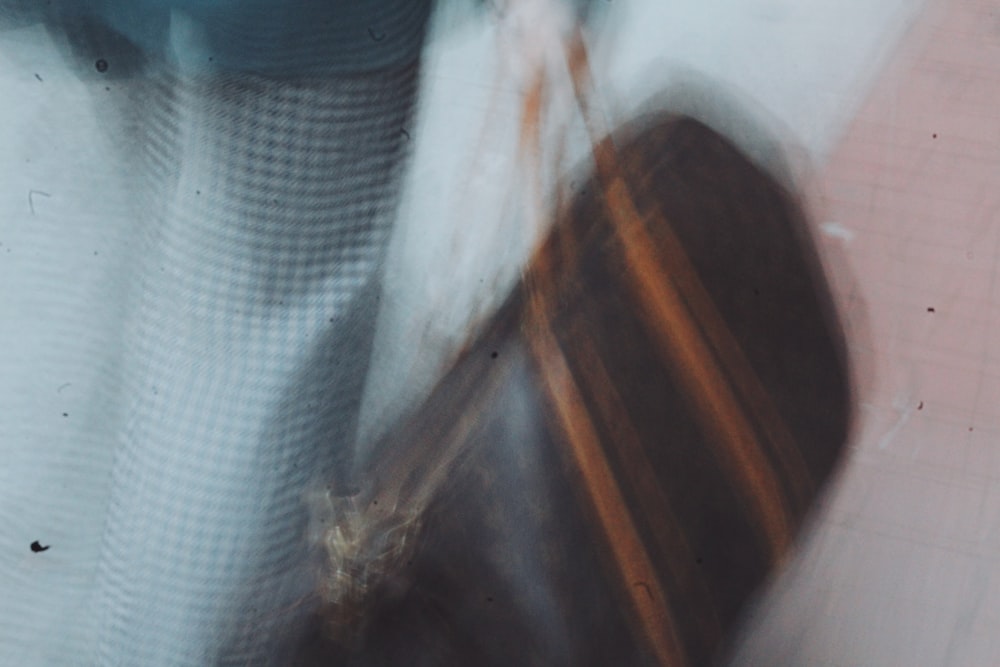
(876, 398, 914, 450)
(633, 581, 654, 601)
(820, 222, 856, 243)
(57, 383, 72, 394)
(28, 190, 51, 216)
(368, 27, 385, 42)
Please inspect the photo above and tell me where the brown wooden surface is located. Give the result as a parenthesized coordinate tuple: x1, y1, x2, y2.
(297, 112, 851, 666)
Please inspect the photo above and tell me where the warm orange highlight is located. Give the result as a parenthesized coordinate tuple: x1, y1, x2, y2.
(526, 292, 691, 667)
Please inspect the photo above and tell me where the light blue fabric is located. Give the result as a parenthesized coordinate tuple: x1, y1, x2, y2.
(90, 67, 420, 664)
(1, 2, 431, 663)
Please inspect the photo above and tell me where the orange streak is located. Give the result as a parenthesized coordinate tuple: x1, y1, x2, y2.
(570, 325, 724, 645)
(604, 177, 792, 559)
(526, 292, 690, 667)
(561, 29, 801, 558)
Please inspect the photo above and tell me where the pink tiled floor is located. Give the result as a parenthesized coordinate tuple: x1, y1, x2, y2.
(729, 0, 1000, 664)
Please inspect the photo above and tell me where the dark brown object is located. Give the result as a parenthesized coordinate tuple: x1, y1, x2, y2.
(299, 112, 851, 666)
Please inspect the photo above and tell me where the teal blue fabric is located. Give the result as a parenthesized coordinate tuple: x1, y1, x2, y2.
(20, 1, 602, 75)
(46, 0, 433, 75)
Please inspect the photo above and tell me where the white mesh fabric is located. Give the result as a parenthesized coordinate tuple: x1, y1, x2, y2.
(0, 6, 427, 664)
(90, 65, 422, 665)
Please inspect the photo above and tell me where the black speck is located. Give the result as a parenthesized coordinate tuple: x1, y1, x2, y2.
(196, 190, 201, 195)
(490, 351, 498, 359)
(62, 412, 68, 417)
(95, 59, 109, 73)
(932, 133, 938, 139)
(696, 557, 703, 564)
(927, 307, 935, 313)
(34, 73, 42, 82)
(917, 401, 923, 410)
(104, 86, 110, 92)
(30, 541, 49, 553)
(93, 251, 98, 256)
(368, 27, 386, 42)
(486, 596, 494, 603)
(373, 500, 378, 506)
(969, 427, 974, 432)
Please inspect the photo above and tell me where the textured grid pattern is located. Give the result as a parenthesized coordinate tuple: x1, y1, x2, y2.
(86, 61, 424, 664)
(0, 5, 440, 661)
